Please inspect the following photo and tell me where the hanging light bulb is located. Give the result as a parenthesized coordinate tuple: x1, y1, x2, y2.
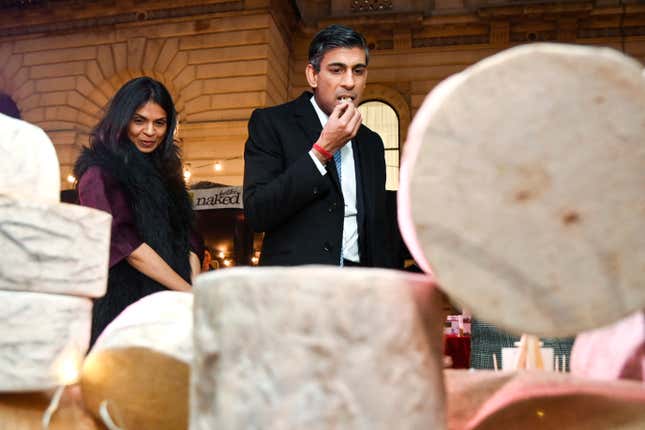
(66, 174, 76, 184)
(183, 164, 192, 181)
(214, 161, 222, 172)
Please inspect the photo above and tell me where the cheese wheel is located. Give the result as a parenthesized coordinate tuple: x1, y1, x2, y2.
(399, 43, 645, 336)
(81, 291, 192, 430)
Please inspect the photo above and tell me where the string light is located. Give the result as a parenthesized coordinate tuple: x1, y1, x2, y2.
(181, 156, 243, 174)
(66, 174, 76, 184)
(218, 251, 225, 259)
(223, 258, 232, 267)
(183, 163, 192, 181)
(251, 256, 259, 265)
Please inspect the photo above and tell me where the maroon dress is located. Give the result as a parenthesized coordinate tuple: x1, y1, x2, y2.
(77, 165, 203, 345)
(78, 166, 203, 268)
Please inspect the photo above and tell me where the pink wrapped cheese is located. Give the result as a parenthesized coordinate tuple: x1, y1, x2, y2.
(571, 310, 645, 382)
(445, 369, 645, 430)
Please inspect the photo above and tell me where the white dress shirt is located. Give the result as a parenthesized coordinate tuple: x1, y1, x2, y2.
(308, 96, 360, 263)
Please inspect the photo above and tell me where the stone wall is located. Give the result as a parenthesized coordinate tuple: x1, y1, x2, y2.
(290, 2, 645, 144)
(0, 0, 294, 187)
(1, 1, 644, 187)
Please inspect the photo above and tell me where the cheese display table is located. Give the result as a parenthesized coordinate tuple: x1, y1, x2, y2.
(3, 42, 645, 430)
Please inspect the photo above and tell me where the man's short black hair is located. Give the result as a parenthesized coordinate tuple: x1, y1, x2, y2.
(308, 24, 369, 72)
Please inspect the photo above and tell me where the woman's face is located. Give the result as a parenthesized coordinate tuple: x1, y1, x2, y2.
(127, 101, 168, 153)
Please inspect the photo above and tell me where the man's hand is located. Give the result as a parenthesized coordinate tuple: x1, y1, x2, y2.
(313, 102, 362, 161)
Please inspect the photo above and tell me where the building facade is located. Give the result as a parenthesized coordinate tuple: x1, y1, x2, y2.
(1, 0, 644, 188)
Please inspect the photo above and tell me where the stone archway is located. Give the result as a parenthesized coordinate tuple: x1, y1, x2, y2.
(75, 36, 191, 148)
(57, 36, 196, 186)
(0, 43, 34, 121)
(0, 34, 199, 188)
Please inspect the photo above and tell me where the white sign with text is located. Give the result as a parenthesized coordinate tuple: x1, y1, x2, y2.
(191, 186, 243, 210)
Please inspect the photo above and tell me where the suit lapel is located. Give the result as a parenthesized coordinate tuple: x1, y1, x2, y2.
(293, 93, 322, 147)
(354, 125, 372, 204)
(353, 126, 369, 259)
(293, 92, 341, 191)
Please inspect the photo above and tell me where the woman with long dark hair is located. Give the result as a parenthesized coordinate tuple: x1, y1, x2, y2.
(74, 76, 202, 345)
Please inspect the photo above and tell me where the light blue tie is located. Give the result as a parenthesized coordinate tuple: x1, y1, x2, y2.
(334, 150, 343, 267)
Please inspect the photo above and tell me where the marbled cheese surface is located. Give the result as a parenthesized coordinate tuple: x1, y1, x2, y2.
(0, 290, 91, 391)
(0, 195, 111, 298)
(191, 266, 445, 430)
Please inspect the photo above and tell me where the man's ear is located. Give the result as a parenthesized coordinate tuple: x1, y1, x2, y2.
(305, 63, 318, 89)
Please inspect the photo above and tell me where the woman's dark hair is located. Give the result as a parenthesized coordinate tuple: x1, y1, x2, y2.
(89, 76, 181, 180)
(308, 24, 369, 72)
(0, 92, 21, 119)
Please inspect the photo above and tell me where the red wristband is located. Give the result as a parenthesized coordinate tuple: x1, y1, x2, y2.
(313, 143, 333, 160)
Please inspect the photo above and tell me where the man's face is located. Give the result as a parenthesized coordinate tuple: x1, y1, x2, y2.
(306, 46, 368, 116)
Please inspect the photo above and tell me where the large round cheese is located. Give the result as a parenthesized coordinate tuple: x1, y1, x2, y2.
(399, 43, 645, 336)
(81, 291, 192, 430)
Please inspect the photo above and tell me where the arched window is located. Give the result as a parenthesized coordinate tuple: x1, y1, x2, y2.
(358, 100, 399, 190)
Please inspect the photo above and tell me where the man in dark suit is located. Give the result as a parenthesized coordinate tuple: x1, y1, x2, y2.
(243, 24, 393, 268)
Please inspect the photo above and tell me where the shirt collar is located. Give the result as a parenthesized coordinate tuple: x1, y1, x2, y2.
(310, 95, 329, 128)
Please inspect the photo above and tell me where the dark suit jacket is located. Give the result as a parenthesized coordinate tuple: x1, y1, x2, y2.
(243, 91, 394, 268)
